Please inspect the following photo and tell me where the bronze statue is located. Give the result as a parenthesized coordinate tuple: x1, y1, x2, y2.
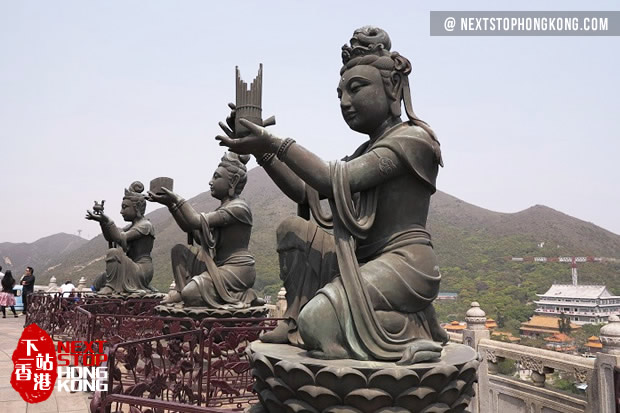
(217, 26, 447, 364)
(148, 152, 261, 309)
(86, 181, 156, 295)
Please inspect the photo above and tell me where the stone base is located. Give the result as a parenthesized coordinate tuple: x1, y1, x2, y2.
(247, 341, 479, 413)
(96, 292, 166, 300)
(155, 304, 270, 320)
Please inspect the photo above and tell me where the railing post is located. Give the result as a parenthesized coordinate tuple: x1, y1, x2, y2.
(593, 315, 620, 413)
(463, 302, 490, 413)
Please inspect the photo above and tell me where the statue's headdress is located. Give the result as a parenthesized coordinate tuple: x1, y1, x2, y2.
(123, 181, 147, 216)
(341, 26, 442, 166)
(218, 152, 250, 196)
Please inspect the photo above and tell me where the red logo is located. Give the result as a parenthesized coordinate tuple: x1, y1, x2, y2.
(11, 324, 58, 403)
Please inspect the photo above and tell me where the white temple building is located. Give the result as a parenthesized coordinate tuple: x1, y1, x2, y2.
(534, 284, 620, 324)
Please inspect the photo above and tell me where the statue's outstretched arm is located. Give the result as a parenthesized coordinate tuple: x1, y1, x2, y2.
(148, 188, 201, 233)
(100, 220, 122, 246)
(169, 200, 201, 232)
(261, 157, 307, 204)
(217, 120, 404, 198)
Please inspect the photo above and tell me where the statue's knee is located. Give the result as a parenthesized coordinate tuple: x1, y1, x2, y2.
(298, 294, 331, 337)
(171, 244, 186, 255)
(106, 248, 123, 261)
(277, 216, 308, 241)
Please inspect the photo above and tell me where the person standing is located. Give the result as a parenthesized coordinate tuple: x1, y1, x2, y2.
(0, 266, 4, 282)
(0, 270, 18, 318)
(60, 280, 76, 297)
(20, 266, 35, 315)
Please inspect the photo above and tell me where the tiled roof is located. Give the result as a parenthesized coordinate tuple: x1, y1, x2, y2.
(520, 315, 581, 330)
(538, 284, 617, 299)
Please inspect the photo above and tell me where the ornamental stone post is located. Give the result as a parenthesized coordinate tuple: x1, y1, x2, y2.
(463, 301, 489, 413)
(591, 315, 620, 413)
(463, 301, 490, 349)
(276, 287, 287, 318)
(46, 276, 60, 293)
(76, 276, 88, 291)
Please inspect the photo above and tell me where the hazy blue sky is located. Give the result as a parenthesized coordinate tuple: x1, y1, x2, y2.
(1, 0, 619, 242)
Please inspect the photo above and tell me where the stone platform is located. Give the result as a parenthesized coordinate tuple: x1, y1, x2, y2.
(247, 341, 479, 413)
(155, 304, 270, 321)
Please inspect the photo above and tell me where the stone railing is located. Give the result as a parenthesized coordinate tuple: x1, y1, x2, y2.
(451, 302, 620, 413)
(477, 338, 593, 413)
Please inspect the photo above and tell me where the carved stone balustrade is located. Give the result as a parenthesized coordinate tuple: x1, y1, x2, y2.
(477, 339, 594, 413)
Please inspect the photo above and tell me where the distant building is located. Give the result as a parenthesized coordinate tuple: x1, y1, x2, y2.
(534, 284, 620, 324)
(491, 331, 520, 343)
(437, 292, 458, 300)
(520, 315, 581, 338)
(585, 336, 603, 354)
(544, 332, 576, 353)
(444, 321, 466, 333)
(485, 318, 498, 330)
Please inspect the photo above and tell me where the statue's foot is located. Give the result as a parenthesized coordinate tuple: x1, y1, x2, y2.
(260, 321, 291, 344)
(308, 343, 349, 360)
(98, 287, 114, 295)
(161, 290, 182, 304)
(251, 297, 265, 306)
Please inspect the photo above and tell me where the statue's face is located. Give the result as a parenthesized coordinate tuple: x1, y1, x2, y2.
(120, 200, 137, 222)
(209, 166, 231, 200)
(338, 65, 390, 134)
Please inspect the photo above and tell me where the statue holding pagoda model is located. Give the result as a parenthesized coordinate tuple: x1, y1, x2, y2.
(217, 26, 447, 364)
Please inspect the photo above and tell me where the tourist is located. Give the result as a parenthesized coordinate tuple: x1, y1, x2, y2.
(60, 280, 76, 297)
(20, 266, 35, 315)
(0, 270, 18, 318)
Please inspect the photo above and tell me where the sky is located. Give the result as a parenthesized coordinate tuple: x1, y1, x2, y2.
(1, 0, 619, 243)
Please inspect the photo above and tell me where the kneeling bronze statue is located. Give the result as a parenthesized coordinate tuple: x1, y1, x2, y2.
(149, 152, 262, 309)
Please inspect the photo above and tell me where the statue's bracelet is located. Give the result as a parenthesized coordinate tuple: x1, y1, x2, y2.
(257, 153, 275, 167)
(276, 138, 296, 161)
(170, 199, 186, 213)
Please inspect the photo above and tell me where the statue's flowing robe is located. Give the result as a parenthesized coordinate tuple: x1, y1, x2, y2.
(105, 218, 155, 293)
(189, 198, 258, 308)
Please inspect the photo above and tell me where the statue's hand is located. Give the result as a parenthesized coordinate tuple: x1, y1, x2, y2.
(85, 210, 109, 223)
(147, 187, 179, 207)
(216, 118, 279, 155)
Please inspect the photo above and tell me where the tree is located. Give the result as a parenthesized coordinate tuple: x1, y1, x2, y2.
(559, 312, 572, 335)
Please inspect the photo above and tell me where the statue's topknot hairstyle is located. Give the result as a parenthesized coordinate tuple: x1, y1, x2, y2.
(218, 152, 250, 195)
(123, 181, 147, 216)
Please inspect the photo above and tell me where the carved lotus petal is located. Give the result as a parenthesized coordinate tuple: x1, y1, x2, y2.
(395, 386, 436, 411)
(259, 389, 284, 412)
(375, 408, 410, 413)
(323, 406, 363, 413)
(251, 352, 275, 382)
(344, 388, 392, 413)
(368, 368, 420, 399)
(253, 375, 268, 394)
(450, 394, 472, 412)
(298, 385, 341, 411)
(437, 380, 460, 406)
(275, 360, 315, 390)
(283, 399, 319, 413)
(420, 365, 459, 391)
(316, 367, 367, 399)
(266, 377, 295, 402)
(457, 360, 479, 384)
(419, 403, 451, 413)
(247, 403, 268, 413)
